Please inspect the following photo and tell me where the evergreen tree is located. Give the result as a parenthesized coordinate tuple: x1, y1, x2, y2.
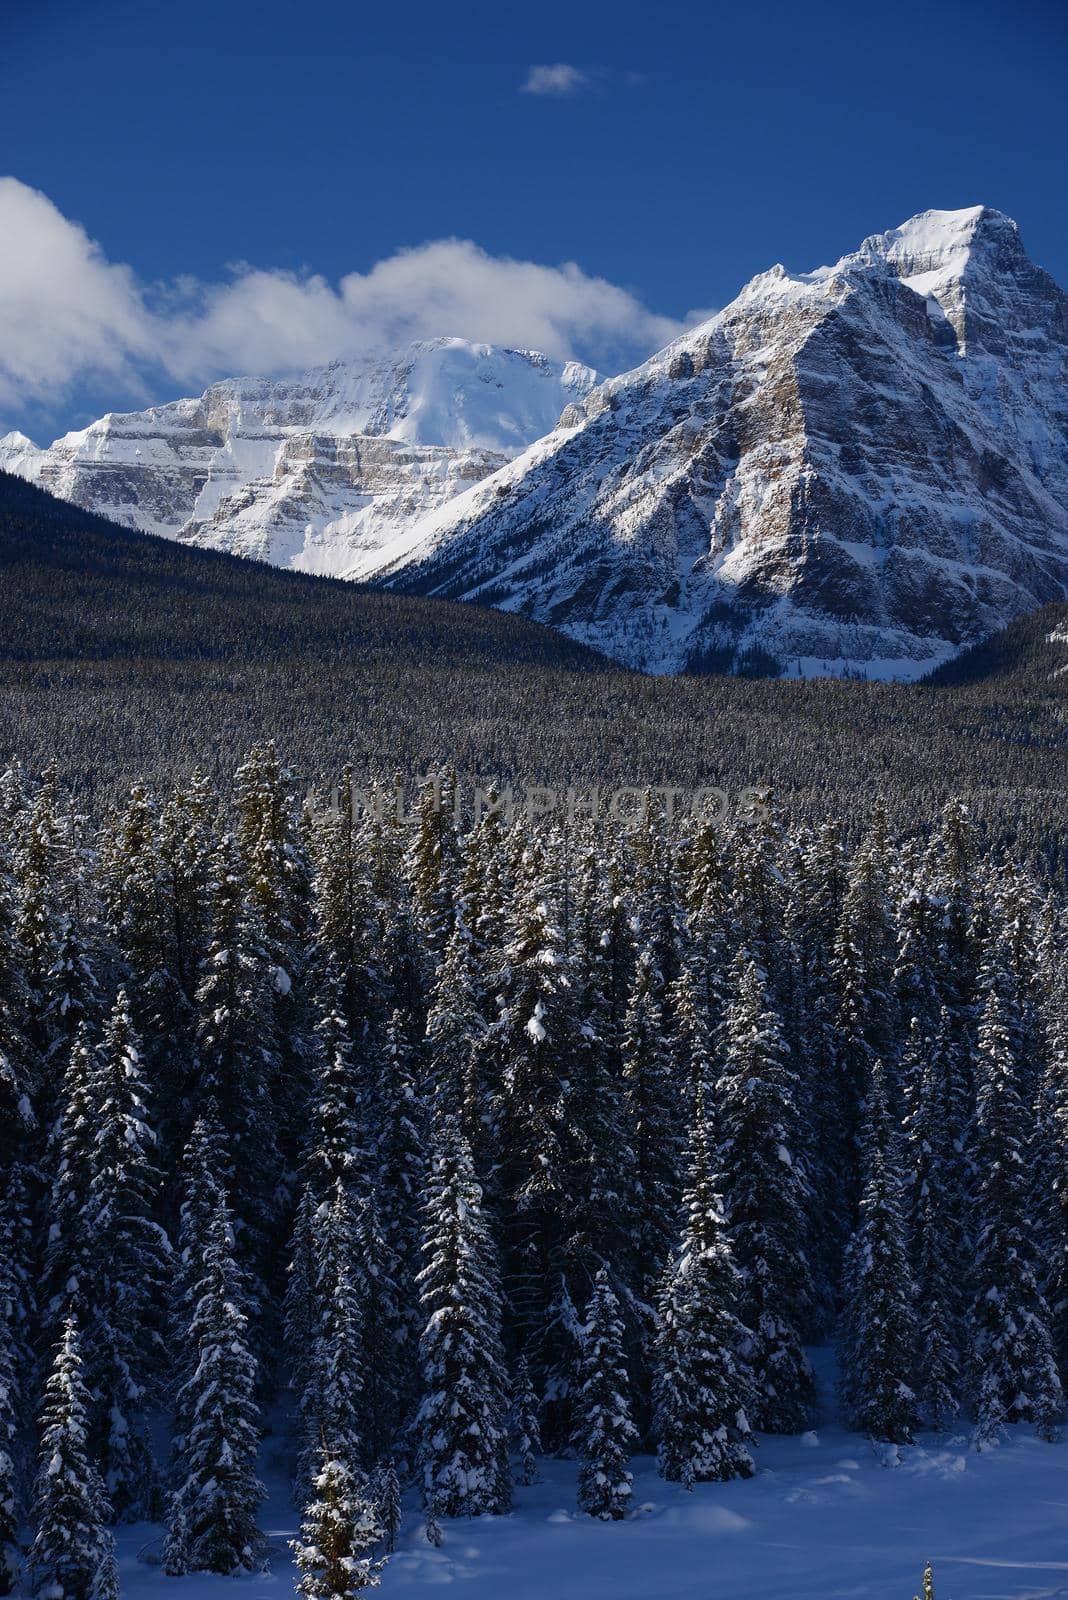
(41, 1022, 99, 1328)
(0, 1202, 28, 1596)
(969, 990, 1062, 1444)
(82, 987, 168, 1518)
(654, 1084, 753, 1484)
(405, 772, 459, 976)
(375, 1460, 403, 1554)
(194, 833, 283, 1270)
(714, 953, 815, 1432)
(425, 923, 487, 1145)
(839, 1060, 920, 1444)
(352, 1192, 407, 1467)
(492, 840, 579, 1361)
(902, 1015, 963, 1427)
(0, 850, 37, 1166)
(415, 1121, 510, 1518)
(29, 1318, 119, 1600)
(166, 1187, 265, 1574)
(510, 1356, 543, 1486)
(621, 946, 680, 1299)
(305, 963, 375, 1201)
(291, 1449, 384, 1600)
(575, 1269, 636, 1520)
(294, 1181, 366, 1494)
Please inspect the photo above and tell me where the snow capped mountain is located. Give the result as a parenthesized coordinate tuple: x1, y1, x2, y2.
(0, 340, 599, 575)
(360, 208, 1068, 678)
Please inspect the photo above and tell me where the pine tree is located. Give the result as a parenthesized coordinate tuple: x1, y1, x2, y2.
(375, 1460, 403, 1554)
(913, 1563, 935, 1600)
(0, 1211, 26, 1596)
(166, 1187, 265, 1574)
(194, 833, 283, 1270)
(575, 1269, 636, 1520)
(294, 1182, 367, 1492)
(492, 840, 579, 1361)
(41, 1021, 99, 1328)
(29, 1318, 119, 1600)
(714, 953, 815, 1432)
(416, 1121, 510, 1518)
(305, 963, 375, 1201)
(405, 771, 459, 977)
(291, 1449, 385, 1600)
(969, 990, 1062, 1444)
(425, 922, 487, 1144)
(351, 1191, 406, 1467)
(82, 987, 168, 1518)
(839, 1060, 920, 1444)
(0, 848, 37, 1167)
(510, 1356, 543, 1486)
(902, 1015, 962, 1427)
(621, 946, 680, 1299)
(654, 1083, 753, 1484)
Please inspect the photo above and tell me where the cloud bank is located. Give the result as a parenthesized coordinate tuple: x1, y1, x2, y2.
(0, 179, 695, 437)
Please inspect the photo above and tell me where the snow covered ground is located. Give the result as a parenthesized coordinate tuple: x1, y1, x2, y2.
(113, 1355, 1068, 1600)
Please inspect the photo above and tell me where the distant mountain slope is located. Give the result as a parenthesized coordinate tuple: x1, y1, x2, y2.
(1, 472, 1064, 883)
(0, 339, 598, 575)
(924, 600, 1068, 687)
(364, 208, 1068, 680)
(0, 468, 610, 674)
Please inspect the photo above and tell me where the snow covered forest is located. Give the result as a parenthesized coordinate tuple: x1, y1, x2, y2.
(1, 745, 1067, 1596)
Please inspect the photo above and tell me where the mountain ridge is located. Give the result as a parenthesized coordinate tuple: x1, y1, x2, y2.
(5, 209, 1066, 681)
(362, 207, 1068, 678)
(0, 338, 599, 576)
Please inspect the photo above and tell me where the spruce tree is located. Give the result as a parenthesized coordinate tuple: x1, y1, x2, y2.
(510, 1356, 543, 1486)
(0, 1217, 26, 1596)
(839, 1060, 920, 1444)
(492, 839, 580, 1361)
(375, 1460, 403, 1554)
(41, 1021, 99, 1328)
(969, 990, 1062, 1444)
(654, 1084, 753, 1484)
(29, 1318, 119, 1600)
(415, 1121, 510, 1518)
(902, 1015, 962, 1427)
(291, 1449, 384, 1600)
(166, 1187, 265, 1574)
(621, 946, 680, 1299)
(82, 987, 168, 1518)
(194, 833, 283, 1271)
(293, 1181, 366, 1494)
(575, 1269, 636, 1520)
(714, 953, 815, 1432)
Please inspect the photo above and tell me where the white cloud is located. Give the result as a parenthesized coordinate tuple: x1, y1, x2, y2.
(520, 63, 589, 96)
(0, 178, 697, 437)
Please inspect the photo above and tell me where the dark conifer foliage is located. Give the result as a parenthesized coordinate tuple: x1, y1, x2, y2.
(969, 991, 1062, 1445)
(839, 1061, 920, 1444)
(714, 954, 815, 1433)
(0, 739, 1065, 1570)
(29, 1317, 119, 1600)
(575, 1269, 636, 1520)
(415, 1120, 510, 1518)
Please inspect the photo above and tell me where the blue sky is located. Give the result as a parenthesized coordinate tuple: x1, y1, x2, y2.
(1, 0, 1065, 439)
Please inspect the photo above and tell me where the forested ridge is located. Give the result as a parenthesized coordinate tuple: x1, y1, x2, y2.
(0, 748, 1066, 1594)
(1, 472, 1066, 884)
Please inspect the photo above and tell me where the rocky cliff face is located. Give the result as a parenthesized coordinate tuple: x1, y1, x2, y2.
(361, 208, 1068, 678)
(0, 340, 599, 575)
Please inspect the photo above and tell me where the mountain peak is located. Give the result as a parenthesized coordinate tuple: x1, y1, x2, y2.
(858, 205, 1025, 282)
